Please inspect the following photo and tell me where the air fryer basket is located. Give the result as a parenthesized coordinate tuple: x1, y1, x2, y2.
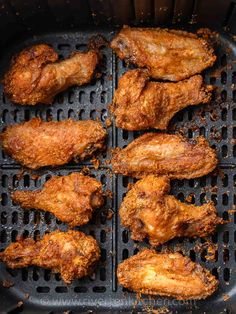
(1, 1, 236, 313)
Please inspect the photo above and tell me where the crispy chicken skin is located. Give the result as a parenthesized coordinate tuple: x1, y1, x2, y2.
(0, 230, 100, 284)
(1, 118, 106, 169)
(111, 70, 213, 130)
(3, 44, 99, 105)
(117, 249, 218, 300)
(112, 133, 217, 179)
(12, 173, 104, 227)
(120, 176, 223, 246)
(111, 26, 216, 81)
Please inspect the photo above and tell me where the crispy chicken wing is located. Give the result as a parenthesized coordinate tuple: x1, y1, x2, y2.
(120, 176, 223, 246)
(117, 249, 218, 300)
(111, 26, 216, 81)
(111, 70, 212, 130)
(3, 44, 99, 105)
(0, 230, 100, 284)
(12, 173, 103, 227)
(1, 118, 106, 169)
(112, 133, 217, 179)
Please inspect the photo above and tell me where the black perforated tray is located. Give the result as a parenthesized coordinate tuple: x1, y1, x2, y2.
(0, 28, 236, 313)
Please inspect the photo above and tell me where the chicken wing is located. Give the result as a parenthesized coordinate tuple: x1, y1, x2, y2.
(12, 173, 103, 227)
(1, 118, 106, 169)
(120, 176, 223, 246)
(110, 26, 216, 81)
(3, 44, 99, 105)
(112, 133, 217, 179)
(0, 230, 100, 284)
(111, 70, 212, 130)
(117, 249, 218, 300)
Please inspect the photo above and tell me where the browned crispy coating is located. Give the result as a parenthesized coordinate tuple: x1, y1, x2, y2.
(111, 69, 213, 130)
(3, 44, 99, 105)
(112, 133, 217, 179)
(0, 230, 100, 284)
(110, 26, 216, 81)
(12, 173, 103, 227)
(117, 249, 218, 300)
(1, 118, 106, 169)
(120, 176, 223, 246)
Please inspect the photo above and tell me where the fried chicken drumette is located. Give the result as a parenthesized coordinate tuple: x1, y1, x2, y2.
(3, 44, 99, 105)
(111, 70, 212, 130)
(0, 230, 100, 284)
(111, 26, 216, 81)
(117, 249, 218, 300)
(12, 173, 104, 227)
(120, 176, 223, 246)
(1, 118, 106, 169)
(112, 133, 217, 179)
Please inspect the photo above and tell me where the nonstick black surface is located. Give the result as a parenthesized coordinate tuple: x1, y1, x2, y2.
(0, 28, 236, 313)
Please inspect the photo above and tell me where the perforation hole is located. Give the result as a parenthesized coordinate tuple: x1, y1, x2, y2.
(100, 267, 106, 281)
(221, 71, 227, 84)
(1, 211, 7, 224)
(221, 145, 228, 157)
(37, 286, 50, 293)
(122, 230, 129, 243)
(23, 212, 30, 224)
(222, 108, 227, 120)
(222, 174, 228, 187)
(224, 268, 230, 282)
(222, 193, 229, 206)
(221, 54, 227, 66)
(221, 90, 227, 101)
(12, 211, 18, 224)
(122, 249, 129, 260)
(212, 267, 219, 279)
(0, 230, 7, 243)
(100, 230, 106, 243)
(55, 286, 68, 293)
(101, 249, 106, 262)
(93, 286, 106, 293)
(79, 91, 86, 103)
(90, 109, 96, 120)
(101, 109, 107, 122)
(22, 269, 28, 281)
(1, 193, 8, 206)
(74, 286, 87, 293)
(90, 91, 96, 104)
(11, 230, 18, 242)
(2, 175, 8, 188)
(223, 249, 229, 263)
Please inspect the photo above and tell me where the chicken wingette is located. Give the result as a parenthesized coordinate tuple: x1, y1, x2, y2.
(111, 26, 216, 81)
(112, 133, 217, 179)
(1, 118, 106, 169)
(0, 230, 100, 284)
(117, 249, 218, 300)
(120, 176, 223, 246)
(3, 44, 99, 105)
(111, 70, 212, 130)
(12, 173, 104, 227)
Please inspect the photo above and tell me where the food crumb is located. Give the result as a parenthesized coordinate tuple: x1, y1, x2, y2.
(105, 118, 112, 128)
(106, 209, 114, 220)
(17, 301, 23, 308)
(91, 157, 100, 170)
(1, 280, 14, 288)
(223, 293, 230, 301)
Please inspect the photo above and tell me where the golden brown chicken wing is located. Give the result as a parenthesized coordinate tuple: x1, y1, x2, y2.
(111, 26, 216, 81)
(12, 173, 103, 227)
(0, 230, 100, 284)
(1, 118, 106, 169)
(111, 70, 212, 130)
(117, 249, 218, 300)
(112, 133, 217, 179)
(120, 176, 223, 246)
(3, 44, 99, 105)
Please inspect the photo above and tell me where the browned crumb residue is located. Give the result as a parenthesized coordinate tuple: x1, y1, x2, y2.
(185, 193, 194, 203)
(223, 293, 230, 301)
(91, 157, 100, 170)
(106, 209, 114, 220)
(1, 279, 14, 288)
(105, 118, 112, 128)
(195, 241, 218, 262)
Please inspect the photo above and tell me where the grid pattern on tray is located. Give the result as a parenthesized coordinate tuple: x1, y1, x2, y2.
(0, 29, 236, 313)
